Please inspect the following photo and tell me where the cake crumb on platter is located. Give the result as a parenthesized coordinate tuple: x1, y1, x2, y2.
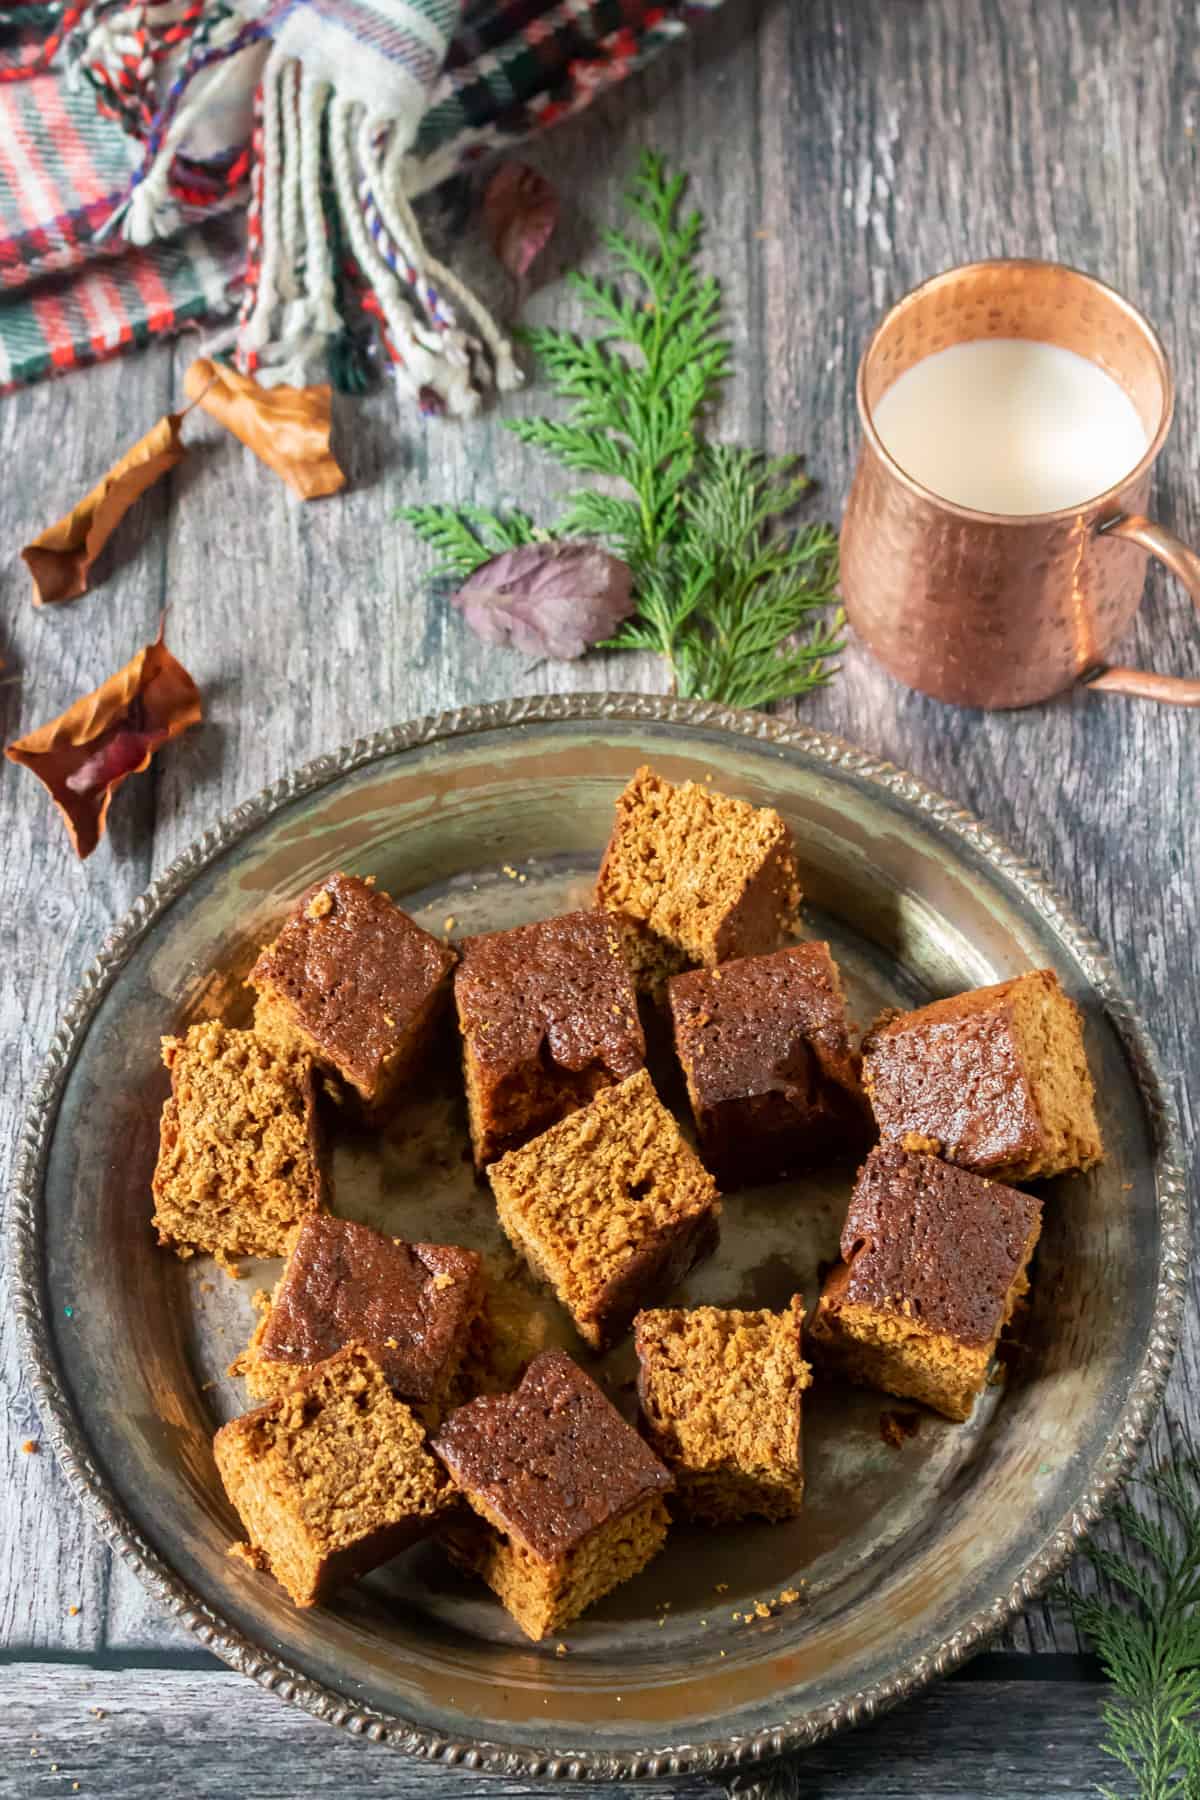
(880, 1409, 921, 1449)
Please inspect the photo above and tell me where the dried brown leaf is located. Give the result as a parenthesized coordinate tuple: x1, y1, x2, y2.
(183, 359, 345, 501)
(483, 162, 559, 285)
(5, 624, 202, 858)
(22, 414, 186, 606)
(452, 541, 634, 659)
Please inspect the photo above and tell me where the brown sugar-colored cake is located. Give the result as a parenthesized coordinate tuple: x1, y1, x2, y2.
(248, 871, 456, 1119)
(595, 766, 801, 992)
(861, 969, 1103, 1181)
(668, 941, 868, 1186)
(808, 1144, 1042, 1421)
(432, 1349, 673, 1640)
(151, 1020, 324, 1271)
(488, 1068, 721, 1350)
(214, 1346, 448, 1608)
(229, 1215, 488, 1420)
(635, 1298, 812, 1523)
(454, 909, 645, 1170)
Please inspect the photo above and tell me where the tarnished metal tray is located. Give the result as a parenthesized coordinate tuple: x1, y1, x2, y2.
(9, 697, 1188, 1782)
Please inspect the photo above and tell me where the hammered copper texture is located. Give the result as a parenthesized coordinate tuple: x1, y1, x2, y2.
(841, 260, 1171, 708)
(7, 699, 1187, 1781)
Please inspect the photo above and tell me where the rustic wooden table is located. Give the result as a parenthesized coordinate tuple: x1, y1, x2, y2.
(2, 1, 1196, 1794)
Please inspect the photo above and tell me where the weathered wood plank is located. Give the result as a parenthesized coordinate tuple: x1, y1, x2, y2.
(0, 1665, 1116, 1799)
(0, 346, 181, 1650)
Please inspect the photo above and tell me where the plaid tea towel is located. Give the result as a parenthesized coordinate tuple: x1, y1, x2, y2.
(0, 0, 724, 405)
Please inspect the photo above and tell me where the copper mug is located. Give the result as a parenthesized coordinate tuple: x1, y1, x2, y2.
(841, 259, 1200, 708)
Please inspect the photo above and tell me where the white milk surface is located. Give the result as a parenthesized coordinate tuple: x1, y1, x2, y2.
(871, 338, 1150, 514)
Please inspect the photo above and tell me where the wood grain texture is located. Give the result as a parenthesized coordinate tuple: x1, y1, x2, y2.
(0, 347, 176, 1652)
(0, 1666, 1117, 1800)
(0, 0, 1196, 1785)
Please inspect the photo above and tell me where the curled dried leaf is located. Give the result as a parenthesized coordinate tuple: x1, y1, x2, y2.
(22, 414, 186, 606)
(452, 542, 634, 660)
(483, 162, 559, 285)
(5, 625, 201, 858)
(183, 359, 346, 501)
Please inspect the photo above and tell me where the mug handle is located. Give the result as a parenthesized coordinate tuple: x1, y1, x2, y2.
(1084, 515, 1200, 705)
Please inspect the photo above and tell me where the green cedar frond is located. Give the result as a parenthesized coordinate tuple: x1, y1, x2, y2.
(399, 152, 840, 707)
(1064, 1441, 1200, 1799)
(398, 503, 538, 579)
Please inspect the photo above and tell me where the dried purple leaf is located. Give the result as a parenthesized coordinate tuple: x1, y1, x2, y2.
(482, 162, 559, 286)
(452, 542, 634, 661)
(65, 718, 171, 795)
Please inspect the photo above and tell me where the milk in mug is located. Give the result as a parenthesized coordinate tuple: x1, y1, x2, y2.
(871, 338, 1150, 515)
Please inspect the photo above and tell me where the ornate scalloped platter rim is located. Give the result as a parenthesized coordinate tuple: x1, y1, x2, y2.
(8, 693, 1189, 1783)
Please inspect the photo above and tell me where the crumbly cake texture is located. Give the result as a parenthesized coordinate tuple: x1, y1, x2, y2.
(594, 766, 802, 992)
(668, 941, 867, 1185)
(635, 1298, 812, 1523)
(432, 1349, 673, 1640)
(454, 909, 646, 1170)
(248, 871, 457, 1118)
(229, 1216, 488, 1420)
(213, 1346, 448, 1608)
(808, 1145, 1043, 1421)
(151, 1020, 324, 1271)
(488, 1068, 721, 1351)
(861, 969, 1103, 1182)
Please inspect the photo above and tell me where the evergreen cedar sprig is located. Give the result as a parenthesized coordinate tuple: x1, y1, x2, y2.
(1064, 1444, 1200, 1799)
(401, 152, 842, 709)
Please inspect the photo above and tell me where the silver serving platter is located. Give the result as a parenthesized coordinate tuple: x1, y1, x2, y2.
(9, 696, 1188, 1782)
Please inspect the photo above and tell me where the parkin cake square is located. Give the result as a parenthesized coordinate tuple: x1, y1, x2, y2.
(151, 1019, 324, 1272)
(808, 1144, 1042, 1421)
(635, 1298, 811, 1522)
(488, 1068, 721, 1350)
(249, 871, 456, 1120)
(214, 1346, 448, 1608)
(595, 765, 801, 992)
(668, 940, 867, 1186)
(230, 1215, 487, 1423)
(454, 909, 645, 1170)
(861, 969, 1103, 1181)
(432, 1349, 673, 1640)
